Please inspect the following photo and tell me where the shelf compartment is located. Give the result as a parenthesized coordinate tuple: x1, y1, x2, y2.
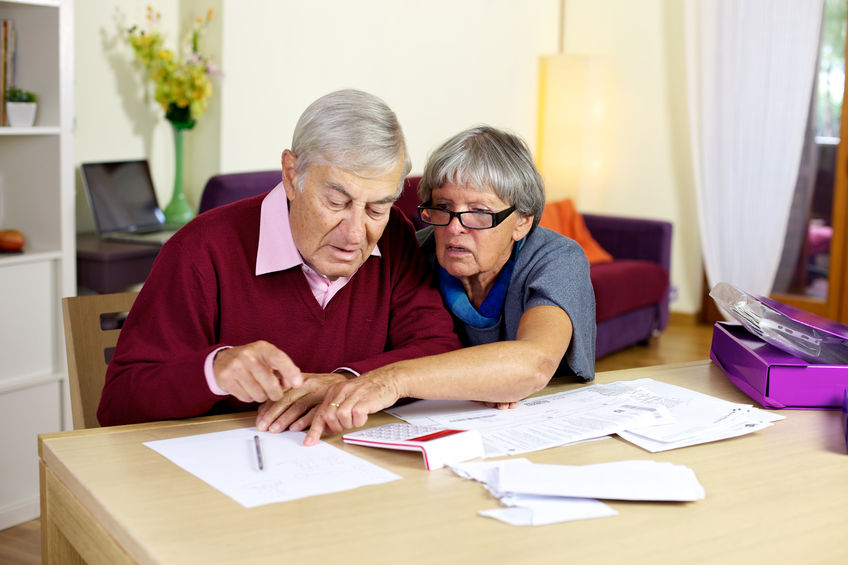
(0, 259, 58, 381)
(0, 248, 62, 266)
(0, 126, 61, 135)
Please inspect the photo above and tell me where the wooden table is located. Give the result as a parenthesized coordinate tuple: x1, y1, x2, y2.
(39, 361, 848, 564)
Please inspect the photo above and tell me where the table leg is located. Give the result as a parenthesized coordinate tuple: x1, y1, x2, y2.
(40, 460, 84, 564)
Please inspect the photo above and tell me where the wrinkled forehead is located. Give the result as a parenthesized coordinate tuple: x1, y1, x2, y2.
(314, 162, 403, 201)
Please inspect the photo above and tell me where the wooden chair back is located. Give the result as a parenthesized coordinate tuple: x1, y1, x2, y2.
(61, 291, 138, 429)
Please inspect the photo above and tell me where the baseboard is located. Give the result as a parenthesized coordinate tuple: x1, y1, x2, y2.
(0, 497, 39, 531)
(669, 311, 701, 325)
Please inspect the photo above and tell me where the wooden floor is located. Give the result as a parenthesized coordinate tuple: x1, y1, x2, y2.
(0, 518, 40, 565)
(594, 319, 714, 373)
(0, 319, 715, 565)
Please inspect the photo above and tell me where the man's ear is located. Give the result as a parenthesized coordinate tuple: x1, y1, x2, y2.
(512, 214, 534, 242)
(281, 149, 298, 199)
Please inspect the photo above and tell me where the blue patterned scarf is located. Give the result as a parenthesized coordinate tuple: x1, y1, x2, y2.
(438, 241, 521, 329)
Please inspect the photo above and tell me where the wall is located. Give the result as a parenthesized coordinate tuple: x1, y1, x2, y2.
(215, 0, 559, 175)
(74, 0, 559, 220)
(181, 0, 222, 208)
(73, 0, 702, 314)
(564, 0, 701, 314)
(74, 0, 181, 229)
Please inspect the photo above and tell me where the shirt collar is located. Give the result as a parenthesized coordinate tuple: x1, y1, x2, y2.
(255, 182, 381, 276)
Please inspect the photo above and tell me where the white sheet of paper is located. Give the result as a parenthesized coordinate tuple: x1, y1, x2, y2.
(610, 379, 785, 450)
(388, 387, 673, 457)
(451, 459, 617, 526)
(618, 414, 782, 453)
(144, 427, 401, 508)
(391, 378, 783, 456)
(479, 494, 618, 526)
(496, 459, 705, 502)
(450, 458, 533, 484)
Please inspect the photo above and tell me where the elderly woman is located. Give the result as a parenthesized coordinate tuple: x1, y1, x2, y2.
(276, 126, 596, 445)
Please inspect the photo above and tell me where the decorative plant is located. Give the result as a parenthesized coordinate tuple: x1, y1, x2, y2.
(5, 87, 37, 103)
(126, 6, 217, 129)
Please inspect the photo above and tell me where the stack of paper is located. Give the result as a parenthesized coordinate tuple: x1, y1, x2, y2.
(605, 379, 785, 452)
(387, 385, 674, 456)
(451, 458, 705, 526)
(388, 378, 783, 456)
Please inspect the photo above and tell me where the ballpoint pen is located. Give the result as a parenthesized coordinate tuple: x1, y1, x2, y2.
(254, 434, 264, 471)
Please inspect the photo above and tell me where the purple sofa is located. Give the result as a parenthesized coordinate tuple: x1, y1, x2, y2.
(198, 170, 282, 214)
(583, 213, 671, 358)
(199, 172, 671, 359)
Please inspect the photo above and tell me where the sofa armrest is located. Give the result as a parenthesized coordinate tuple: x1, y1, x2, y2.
(583, 213, 672, 272)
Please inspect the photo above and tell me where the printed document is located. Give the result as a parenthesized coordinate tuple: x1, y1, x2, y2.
(605, 379, 785, 452)
(144, 427, 400, 508)
(387, 385, 673, 456)
(389, 378, 782, 456)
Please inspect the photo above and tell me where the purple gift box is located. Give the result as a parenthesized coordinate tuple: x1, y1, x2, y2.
(710, 322, 848, 409)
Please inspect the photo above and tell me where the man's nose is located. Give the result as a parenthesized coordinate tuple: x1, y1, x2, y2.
(340, 206, 367, 244)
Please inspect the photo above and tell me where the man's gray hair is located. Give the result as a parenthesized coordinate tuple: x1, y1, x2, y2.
(418, 126, 546, 228)
(291, 89, 411, 195)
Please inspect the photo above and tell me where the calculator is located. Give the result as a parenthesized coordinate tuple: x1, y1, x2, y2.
(342, 424, 485, 470)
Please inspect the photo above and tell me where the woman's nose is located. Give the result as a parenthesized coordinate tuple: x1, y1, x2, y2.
(445, 213, 467, 233)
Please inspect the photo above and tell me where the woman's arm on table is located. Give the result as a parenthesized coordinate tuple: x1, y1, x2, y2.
(295, 304, 573, 445)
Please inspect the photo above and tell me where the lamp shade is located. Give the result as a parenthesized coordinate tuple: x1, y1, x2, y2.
(537, 54, 608, 203)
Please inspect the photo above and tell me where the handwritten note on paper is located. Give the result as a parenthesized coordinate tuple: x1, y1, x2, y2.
(144, 427, 401, 508)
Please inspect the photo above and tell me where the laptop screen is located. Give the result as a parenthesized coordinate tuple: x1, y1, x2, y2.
(81, 160, 166, 234)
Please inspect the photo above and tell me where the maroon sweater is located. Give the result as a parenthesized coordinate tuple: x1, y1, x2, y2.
(97, 194, 460, 426)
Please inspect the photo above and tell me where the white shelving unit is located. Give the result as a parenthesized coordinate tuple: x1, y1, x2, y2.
(0, 0, 74, 529)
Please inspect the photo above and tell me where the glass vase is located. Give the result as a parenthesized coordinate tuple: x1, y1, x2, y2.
(163, 123, 195, 226)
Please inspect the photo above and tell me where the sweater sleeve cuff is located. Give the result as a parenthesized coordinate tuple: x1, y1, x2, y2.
(205, 346, 232, 396)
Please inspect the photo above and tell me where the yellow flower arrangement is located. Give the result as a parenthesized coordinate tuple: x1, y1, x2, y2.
(127, 6, 218, 129)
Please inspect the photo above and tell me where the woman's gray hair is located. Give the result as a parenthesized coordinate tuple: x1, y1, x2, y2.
(291, 89, 411, 195)
(418, 126, 546, 228)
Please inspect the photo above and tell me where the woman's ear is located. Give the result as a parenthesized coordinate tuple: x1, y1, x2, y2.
(512, 214, 534, 242)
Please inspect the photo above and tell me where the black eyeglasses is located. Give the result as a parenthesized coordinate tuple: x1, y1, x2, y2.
(417, 202, 516, 230)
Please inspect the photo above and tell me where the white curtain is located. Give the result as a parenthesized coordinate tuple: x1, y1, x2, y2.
(685, 0, 824, 297)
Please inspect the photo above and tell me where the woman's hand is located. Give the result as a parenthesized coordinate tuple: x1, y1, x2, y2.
(483, 401, 519, 410)
(255, 373, 349, 432)
(301, 372, 402, 445)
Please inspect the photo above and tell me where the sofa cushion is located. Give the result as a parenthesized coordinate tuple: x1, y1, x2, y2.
(591, 260, 668, 322)
(540, 199, 613, 265)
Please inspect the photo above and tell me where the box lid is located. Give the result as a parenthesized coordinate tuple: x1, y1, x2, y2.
(759, 296, 848, 341)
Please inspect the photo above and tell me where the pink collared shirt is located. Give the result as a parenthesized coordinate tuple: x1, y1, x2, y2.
(204, 183, 380, 394)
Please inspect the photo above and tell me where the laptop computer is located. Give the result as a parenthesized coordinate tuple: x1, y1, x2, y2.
(80, 159, 180, 245)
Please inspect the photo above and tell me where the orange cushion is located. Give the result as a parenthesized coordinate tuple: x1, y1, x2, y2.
(539, 199, 613, 265)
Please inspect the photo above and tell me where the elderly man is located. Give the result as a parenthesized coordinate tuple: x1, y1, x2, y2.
(97, 90, 461, 426)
